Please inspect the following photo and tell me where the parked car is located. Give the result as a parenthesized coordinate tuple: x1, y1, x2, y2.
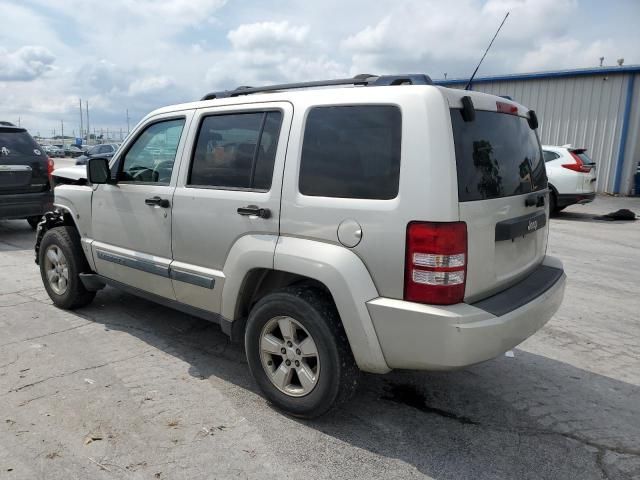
(543, 145, 596, 214)
(42, 145, 65, 158)
(75, 143, 120, 165)
(35, 75, 565, 417)
(0, 122, 54, 229)
(64, 145, 84, 158)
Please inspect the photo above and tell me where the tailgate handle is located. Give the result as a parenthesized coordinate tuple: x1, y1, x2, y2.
(525, 193, 545, 207)
(495, 211, 547, 242)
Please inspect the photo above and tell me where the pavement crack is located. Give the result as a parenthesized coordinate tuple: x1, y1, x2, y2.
(381, 382, 640, 459)
(595, 449, 611, 480)
(18, 390, 60, 407)
(0, 355, 20, 370)
(0, 323, 91, 348)
(4, 350, 153, 395)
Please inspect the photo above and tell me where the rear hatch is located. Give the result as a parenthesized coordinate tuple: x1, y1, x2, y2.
(0, 127, 49, 194)
(570, 148, 597, 193)
(446, 91, 548, 302)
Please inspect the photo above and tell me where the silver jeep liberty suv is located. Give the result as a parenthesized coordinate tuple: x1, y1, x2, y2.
(36, 74, 565, 418)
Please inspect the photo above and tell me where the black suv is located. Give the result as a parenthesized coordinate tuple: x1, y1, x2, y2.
(0, 122, 53, 229)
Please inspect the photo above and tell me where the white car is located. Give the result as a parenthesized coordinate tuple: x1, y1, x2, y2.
(543, 145, 596, 214)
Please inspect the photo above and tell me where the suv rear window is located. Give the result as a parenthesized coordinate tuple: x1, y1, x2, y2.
(574, 151, 595, 165)
(450, 110, 546, 202)
(299, 105, 401, 199)
(0, 128, 41, 157)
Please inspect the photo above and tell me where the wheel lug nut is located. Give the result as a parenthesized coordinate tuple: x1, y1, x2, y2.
(280, 348, 286, 354)
(267, 360, 273, 366)
(296, 349, 301, 355)
(285, 360, 291, 366)
(287, 341, 293, 347)
(295, 360, 300, 367)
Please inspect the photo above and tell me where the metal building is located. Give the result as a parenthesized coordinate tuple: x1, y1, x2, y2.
(437, 66, 640, 195)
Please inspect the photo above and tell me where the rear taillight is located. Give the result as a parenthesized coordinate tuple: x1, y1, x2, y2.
(562, 152, 592, 173)
(47, 158, 54, 179)
(404, 222, 467, 305)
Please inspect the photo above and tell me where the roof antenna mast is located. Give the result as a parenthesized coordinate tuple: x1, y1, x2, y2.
(465, 12, 510, 90)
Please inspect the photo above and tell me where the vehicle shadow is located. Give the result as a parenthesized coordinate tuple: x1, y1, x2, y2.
(76, 286, 640, 480)
(0, 220, 37, 252)
(552, 210, 634, 224)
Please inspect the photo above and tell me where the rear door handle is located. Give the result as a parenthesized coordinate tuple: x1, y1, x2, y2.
(145, 196, 170, 208)
(237, 205, 271, 219)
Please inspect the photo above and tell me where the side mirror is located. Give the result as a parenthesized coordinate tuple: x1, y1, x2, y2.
(87, 157, 112, 184)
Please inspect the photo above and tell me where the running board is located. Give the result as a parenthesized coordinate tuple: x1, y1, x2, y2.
(77, 274, 243, 341)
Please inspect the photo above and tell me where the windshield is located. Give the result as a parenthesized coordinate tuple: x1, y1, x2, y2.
(450, 109, 547, 202)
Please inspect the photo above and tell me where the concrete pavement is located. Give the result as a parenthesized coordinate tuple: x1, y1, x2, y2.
(0, 197, 639, 479)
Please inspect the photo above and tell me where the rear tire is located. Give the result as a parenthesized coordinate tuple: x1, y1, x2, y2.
(26, 216, 41, 230)
(245, 286, 359, 418)
(39, 226, 95, 309)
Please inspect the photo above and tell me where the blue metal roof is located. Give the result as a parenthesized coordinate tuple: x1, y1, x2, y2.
(435, 65, 640, 85)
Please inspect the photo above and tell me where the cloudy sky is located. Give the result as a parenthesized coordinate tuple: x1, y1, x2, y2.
(1, 0, 638, 137)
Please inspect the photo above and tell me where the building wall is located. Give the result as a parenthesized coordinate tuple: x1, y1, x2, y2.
(444, 71, 639, 194)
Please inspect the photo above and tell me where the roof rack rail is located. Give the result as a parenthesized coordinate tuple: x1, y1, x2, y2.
(200, 73, 433, 100)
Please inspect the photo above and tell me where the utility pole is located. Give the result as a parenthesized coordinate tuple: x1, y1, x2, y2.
(86, 100, 90, 144)
(17, 116, 21, 127)
(79, 98, 84, 142)
(61, 120, 64, 143)
(126, 109, 130, 134)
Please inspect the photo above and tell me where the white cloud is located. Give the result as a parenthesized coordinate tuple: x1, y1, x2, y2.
(0, 46, 56, 81)
(120, 0, 227, 28)
(228, 21, 310, 50)
(518, 38, 618, 71)
(1, 0, 637, 134)
(341, 0, 585, 75)
(128, 76, 175, 96)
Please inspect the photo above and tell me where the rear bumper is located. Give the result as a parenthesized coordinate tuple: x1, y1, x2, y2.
(0, 190, 54, 220)
(557, 192, 595, 207)
(367, 256, 566, 370)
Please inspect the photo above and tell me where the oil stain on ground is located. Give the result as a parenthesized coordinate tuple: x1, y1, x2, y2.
(381, 383, 479, 426)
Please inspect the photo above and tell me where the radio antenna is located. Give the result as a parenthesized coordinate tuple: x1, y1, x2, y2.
(465, 12, 510, 90)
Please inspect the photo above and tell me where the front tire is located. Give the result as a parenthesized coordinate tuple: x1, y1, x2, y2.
(245, 287, 359, 418)
(39, 226, 95, 309)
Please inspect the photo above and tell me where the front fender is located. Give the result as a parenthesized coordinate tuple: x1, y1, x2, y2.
(273, 237, 390, 374)
(34, 209, 81, 265)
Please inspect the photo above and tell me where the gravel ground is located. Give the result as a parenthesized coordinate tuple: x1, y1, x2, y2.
(0, 196, 639, 480)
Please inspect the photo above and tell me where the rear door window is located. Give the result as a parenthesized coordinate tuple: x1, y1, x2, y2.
(0, 128, 41, 157)
(450, 110, 547, 202)
(299, 105, 401, 199)
(189, 111, 282, 190)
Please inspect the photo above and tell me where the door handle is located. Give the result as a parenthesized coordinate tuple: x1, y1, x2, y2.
(145, 196, 170, 208)
(237, 205, 271, 219)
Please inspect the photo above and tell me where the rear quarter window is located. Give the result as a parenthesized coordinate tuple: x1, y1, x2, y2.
(450, 110, 547, 202)
(299, 105, 401, 199)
